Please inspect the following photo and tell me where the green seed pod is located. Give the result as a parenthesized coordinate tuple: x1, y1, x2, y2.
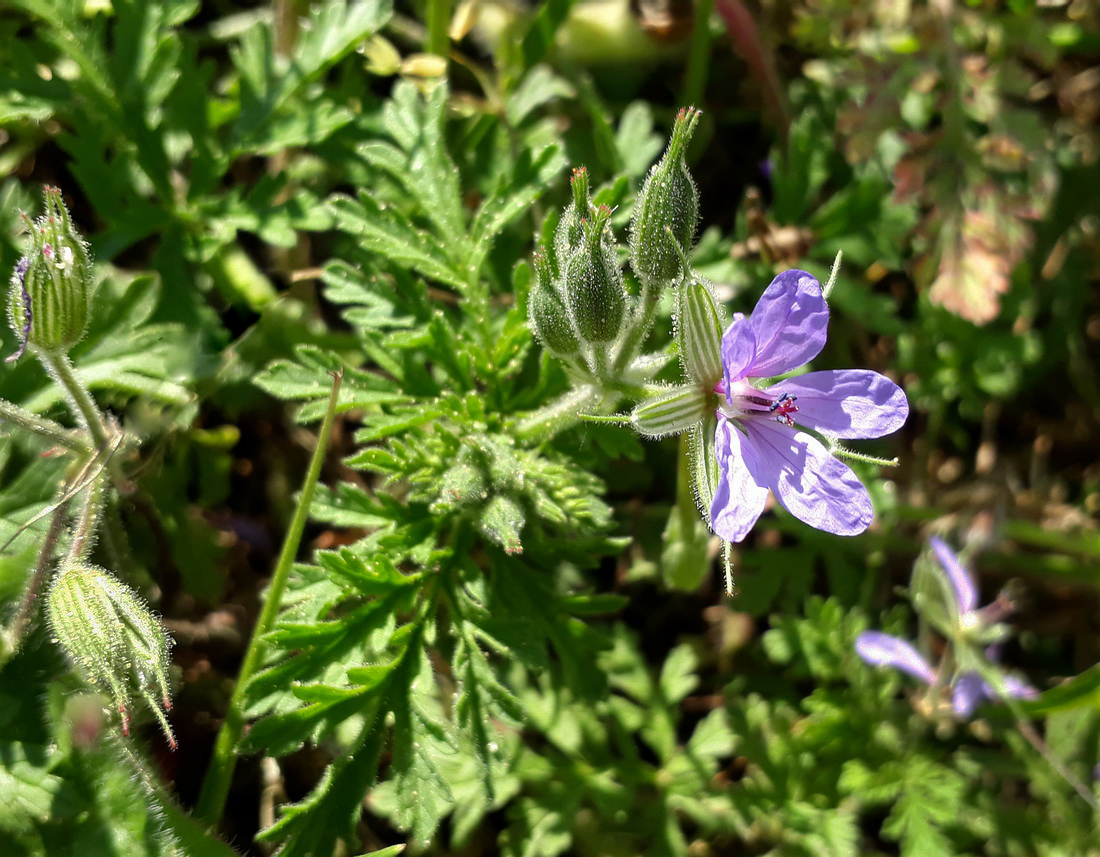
(676, 275, 726, 387)
(632, 384, 708, 438)
(47, 563, 175, 748)
(529, 248, 581, 357)
(7, 187, 94, 361)
(629, 107, 701, 286)
(553, 167, 592, 276)
(564, 206, 625, 344)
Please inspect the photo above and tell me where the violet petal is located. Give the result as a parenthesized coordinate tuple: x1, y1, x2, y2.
(953, 672, 984, 717)
(769, 369, 909, 439)
(741, 419, 873, 536)
(720, 313, 757, 391)
(994, 674, 1037, 701)
(710, 419, 769, 542)
(930, 537, 978, 616)
(855, 631, 936, 684)
(744, 270, 829, 377)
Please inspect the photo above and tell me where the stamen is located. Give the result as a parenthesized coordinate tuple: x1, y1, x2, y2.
(768, 392, 799, 426)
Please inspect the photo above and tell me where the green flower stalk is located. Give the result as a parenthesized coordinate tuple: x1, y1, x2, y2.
(47, 563, 175, 749)
(7, 187, 94, 361)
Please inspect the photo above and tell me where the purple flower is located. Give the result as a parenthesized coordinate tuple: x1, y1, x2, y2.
(709, 270, 908, 542)
(856, 539, 1037, 718)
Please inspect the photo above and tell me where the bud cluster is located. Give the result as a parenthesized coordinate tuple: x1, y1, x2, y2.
(529, 109, 703, 382)
(7, 187, 94, 362)
(47, 563, 176, 748)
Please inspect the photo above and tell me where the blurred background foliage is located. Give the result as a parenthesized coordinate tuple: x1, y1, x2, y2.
(0, 0, 1098, 855)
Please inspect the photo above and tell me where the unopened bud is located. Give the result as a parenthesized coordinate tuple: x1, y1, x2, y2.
(632, 385, 708, 438)
(432, 447, 489, 513)
(7, 187, 93, 361)
(529, 248, 580, 357)
(478, 493, 525, 555)
(553, 167, 592, 275)
(564, 206, 625, 344)
(629, 107, 701, 285)
(676, 275, 725, 386)
(47, 563, 175, 749)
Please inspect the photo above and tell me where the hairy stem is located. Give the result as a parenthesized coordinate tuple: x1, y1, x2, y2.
(195, 370, 344, 826)
(0, 495, 70, 667)
(0, 397, 92, 454)
(41, 350, 109, 450)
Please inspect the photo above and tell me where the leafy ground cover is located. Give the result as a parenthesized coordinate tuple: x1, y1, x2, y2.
(0, 1, 1098, 855)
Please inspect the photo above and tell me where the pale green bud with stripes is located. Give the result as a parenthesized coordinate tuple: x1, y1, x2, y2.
(7, 187, 93, 360)
(47, 563, 176, 749)
(676, 275, 725, 387)
(688, 412, 722, 524)
(632, 385, 709, 439)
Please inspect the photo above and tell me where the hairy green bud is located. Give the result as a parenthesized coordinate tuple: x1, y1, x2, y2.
(564, 205, 625, 344)
(676, 275, 725, 387)
(7, 187, 94, 362)
(553, 167, 592, 275)
(529, 248, 581, 357)
(478, 493, 525, 555)
(47, 563, 175, 748)
(629, 107, 701, 286)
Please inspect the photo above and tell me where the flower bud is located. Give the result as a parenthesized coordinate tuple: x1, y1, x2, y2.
(47, 563, 175, 749)
(676, 275, 725, 386)
(7, 187, 94, 361)
(629, 107, 701, 285)
(478, 493, 525, 555)
(632, 385, 708, 438)
(528, 248, 581, 357)
(564, 205, 625, 344)
(432, 446, 489, 513)
(553, 167, 592, 275)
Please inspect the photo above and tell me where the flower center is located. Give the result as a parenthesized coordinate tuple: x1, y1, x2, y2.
(715, 379, 799, 426)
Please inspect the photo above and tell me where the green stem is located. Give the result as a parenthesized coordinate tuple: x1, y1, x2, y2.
(425, 0, 451, 58)
(0, 494, 70, 668)
(41, 350, 109, 451)
(680, 0, 714, 108)
(513, 385, 603, 443)
(613, 279, 662, 373)
(195, 370, 344, 826)
(0, 397, 92, 454)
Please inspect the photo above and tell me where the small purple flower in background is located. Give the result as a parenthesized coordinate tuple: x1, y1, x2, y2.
(856, 538, 1037, 718)
(709, 270, 908, 542)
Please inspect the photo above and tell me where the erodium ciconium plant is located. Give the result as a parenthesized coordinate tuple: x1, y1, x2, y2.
(857, 536, 1036, 718)
(528, 108, 911, 590)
